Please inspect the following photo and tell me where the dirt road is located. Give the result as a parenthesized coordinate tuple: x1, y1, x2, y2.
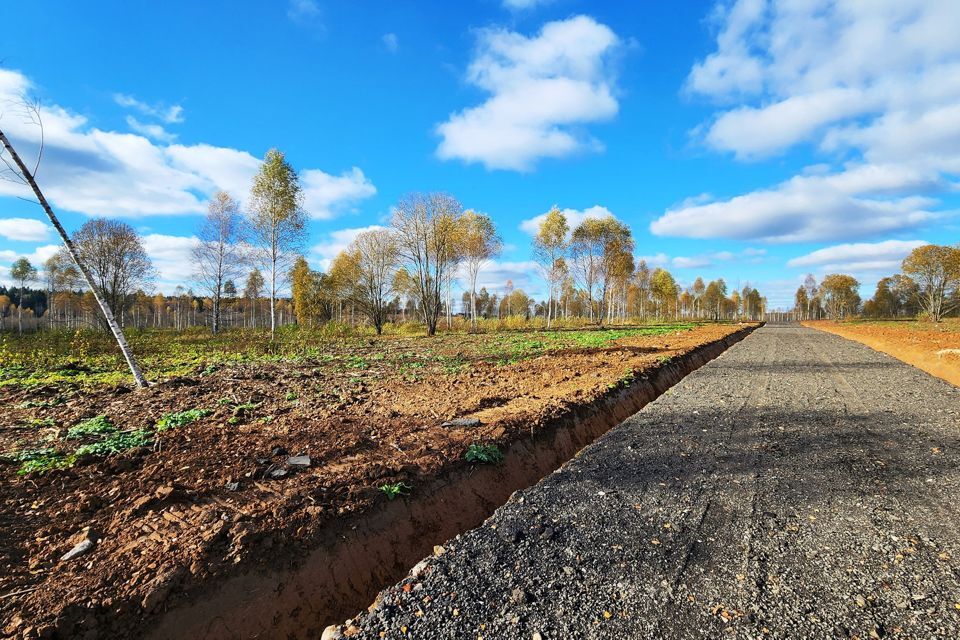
(345, 325, 960, 639)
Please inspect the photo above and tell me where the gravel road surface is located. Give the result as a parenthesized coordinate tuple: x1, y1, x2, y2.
(345, 325, 960, 639)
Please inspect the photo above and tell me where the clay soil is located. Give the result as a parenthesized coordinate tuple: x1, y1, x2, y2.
(0, 323, 750, 639)
(805, 319, 960, 387)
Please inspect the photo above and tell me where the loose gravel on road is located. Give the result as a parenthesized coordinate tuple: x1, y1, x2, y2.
(345, 325, 960, 639)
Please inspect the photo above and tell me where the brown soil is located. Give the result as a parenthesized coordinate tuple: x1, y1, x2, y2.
(0, 323, 752, 639)
(805, 320, 960, 387)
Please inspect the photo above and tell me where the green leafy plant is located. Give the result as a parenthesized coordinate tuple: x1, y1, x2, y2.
(379, 482, 410, 500)
(285, 391, 299, 401)
(75, 429, 153, 457)
(66, 415, 116, 439)
(155, 408, 212, 432)
(3, 448, 77, 475)
(465, 443, 504, 464)
(232, 402, 261, 416)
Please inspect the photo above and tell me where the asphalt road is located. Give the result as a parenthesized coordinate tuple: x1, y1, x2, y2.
(345, 325, 960, 639)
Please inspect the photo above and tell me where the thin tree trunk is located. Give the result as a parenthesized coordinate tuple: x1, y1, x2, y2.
(0, 129, 148, 387)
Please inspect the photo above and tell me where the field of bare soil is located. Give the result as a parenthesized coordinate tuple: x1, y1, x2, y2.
(805, 319, 960, 386)
(0, 322, 753, 638)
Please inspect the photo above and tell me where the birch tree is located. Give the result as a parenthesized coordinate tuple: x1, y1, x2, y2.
(0, 112, 149, 386)
(10, 257, 36, 335)
(902, 244, 960, 322)
(460, 210, 502, 329)
(339, 229, 400, 335)
(391, 192, 464, 336)
(193, 191, 244, 334)
(532, 207, 568, 328)
(248, 149, 306, 339)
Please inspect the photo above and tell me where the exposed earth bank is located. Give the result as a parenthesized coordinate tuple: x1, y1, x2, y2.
(805, 319, 960, 387)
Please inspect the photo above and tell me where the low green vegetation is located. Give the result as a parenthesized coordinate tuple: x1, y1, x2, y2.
(75, 430, 154, 457)
(379, 482, 411, 500)
(66, 415, 116, 439)
(155, 408, 212, 432)
(465, 443, 504, 464)
(0, 322, 698, 389)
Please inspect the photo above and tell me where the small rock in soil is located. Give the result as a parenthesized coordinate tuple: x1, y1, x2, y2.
(287, 455, 311, 468)
(271, 446, 288, 456)
(61, 538, 95, 562)
(441, 417, 481, 428)
(268, 468, 288, 479)
(321, 626, 342, 640)
(225, 482, 239, 491)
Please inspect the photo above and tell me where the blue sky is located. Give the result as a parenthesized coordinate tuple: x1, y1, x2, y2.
(1, 0, 958, 308)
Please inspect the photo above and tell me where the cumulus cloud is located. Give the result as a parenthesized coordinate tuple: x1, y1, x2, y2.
(0, 69, 375, 219)
(301, 167, 377, 220)
(786, 239, 928, 273)
(657, 1, 960, 243)
(0, 218, 50, 242)
(311, 225, 387, 270)
(125, 116, 176, 143)
(0, 244, 61, 284)
(436, 16, 621, 171)
(141, 233, 198, 289)
(113, 93, 184, 124)
(652, 164, 938, 243)
(519, 204, 615, 236)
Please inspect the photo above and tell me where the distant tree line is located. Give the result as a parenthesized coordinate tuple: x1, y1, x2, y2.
(794, 244, 960, 322)
(3, 150, 770, 337)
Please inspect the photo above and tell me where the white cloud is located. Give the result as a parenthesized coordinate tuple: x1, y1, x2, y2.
(311, 225, 387, 271)
(0, 69, 375, 219)
(660, 1, 960, 243)
(301, 167, 377, 220)
(0, 218, 50, 242)
(140, 233, 198, 291)
(125, 115, 176, 143)
(382, 33, 399, 53)
(652, 163, 938, 243)
(636, 253, 669, 267)
(472, 260, 541, 297)
(519, 204, 615, 236)
(502, 0, 554, 10)
(671, 256, 712, 269)
(787, 239, 928, 273)
(113, 93, 184, 124)
(436, 15, 621, 171)
(0, 244, 61, 282)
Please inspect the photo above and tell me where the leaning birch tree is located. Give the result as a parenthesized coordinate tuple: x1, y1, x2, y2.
(248, 149, 306, 339)
(0, 105, 149, 387)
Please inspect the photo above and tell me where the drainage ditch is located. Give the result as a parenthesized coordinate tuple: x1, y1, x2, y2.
(146, 325, 757, 639)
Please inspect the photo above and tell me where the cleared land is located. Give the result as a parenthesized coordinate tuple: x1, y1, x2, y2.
(344, 325, 960, 639)
(0, 322, 750, 638)
(806, 319, 960, 386)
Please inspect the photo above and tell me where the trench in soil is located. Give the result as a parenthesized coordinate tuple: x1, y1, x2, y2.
(146, 325, 757, 639)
